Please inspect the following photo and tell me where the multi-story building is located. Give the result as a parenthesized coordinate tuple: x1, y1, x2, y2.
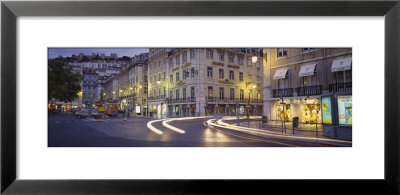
(147, 48, 263, 117)
(82, 69, 100, 107)
(102, 76, 119, 103)
(104, 53, 149, 115)
(262, 48, 352, 139)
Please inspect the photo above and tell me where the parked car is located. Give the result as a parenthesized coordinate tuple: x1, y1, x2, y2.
(75, 109, 89, 118)
(71, 108, 80, 114)
(90, 109, 102, 119)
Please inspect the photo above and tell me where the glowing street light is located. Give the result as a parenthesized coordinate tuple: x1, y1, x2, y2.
(251, 55, 258, 64)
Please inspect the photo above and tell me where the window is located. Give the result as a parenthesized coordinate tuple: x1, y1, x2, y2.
(176, 72, 180, 82)
(183, 87, 187, 100)
(230, 88, 235, 100)
(176, 89, 180, 100)
(163, 71, 166, 80)
(277, 48, 288, 57)
(302, 48, 314, 52)
(238, 55, 244, 65)
(190, 49, 195, 59)
(207, 67, 213, 78)
(182, 51, 187, 63)
(153, 89, 156, 97)
(206, 49, 213, 59)
(336, 70, 352, 83)
(256, 75, 261, 82)
(169, 90, 173, 98)
(183, 69, 189, 80)
(208, 86, 213, 97)
(229, 70, 234, 80)
(228, 53, 234, 63)
(239, 72, 243, 81)
(190, 67, 195, 78)
(219, 69, 224, 79)
(163, 87, 166, 96)
(170, 74, 173, 83)
(158, 73, 161, 81)
(219, 87, 224, 99)
(175, 55, 180, 66)
(218, 50, 224, 61)
(240, 89, 244, 100)
(169, 59, 173, 68)
(154, 75, 156, 83)
(278, 78, 290, 89)
(191, 86, 195, 98)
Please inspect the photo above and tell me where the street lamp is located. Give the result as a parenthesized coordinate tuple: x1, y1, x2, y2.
(251, 55, 258, 64)
(280, 98, 286, 135)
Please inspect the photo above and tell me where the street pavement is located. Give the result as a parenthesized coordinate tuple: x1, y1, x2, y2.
(48, 113, 336, 147)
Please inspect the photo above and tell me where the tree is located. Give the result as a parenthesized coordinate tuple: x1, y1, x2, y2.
(48, 57, 82, 102)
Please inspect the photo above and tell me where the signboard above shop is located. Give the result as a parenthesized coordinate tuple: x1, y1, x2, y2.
(275, 98, 320, 105)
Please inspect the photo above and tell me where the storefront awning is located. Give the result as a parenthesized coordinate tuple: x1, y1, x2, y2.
(331, 57, 352, 72)
(273, 68, 289, 80)
(299, 63, 317, 77)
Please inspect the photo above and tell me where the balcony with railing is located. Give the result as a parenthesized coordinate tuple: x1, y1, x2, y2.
(205, 97, 263, 104)
(329, 82, 352, 92)
(167, 97, 196, 104)
(148, 95, 167, 101)
(296, 85, 322, 96)
(272, 88, 293, 98)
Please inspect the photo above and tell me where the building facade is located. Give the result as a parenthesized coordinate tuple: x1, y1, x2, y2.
(147, 48, 263, 118)
(262, 48, 352, 139)
(82, 69, 101, 107)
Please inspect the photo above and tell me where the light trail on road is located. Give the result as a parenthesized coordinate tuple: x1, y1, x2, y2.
(147, 116, 213, 135)
(207, 118, 352, 145)
(203, 120, 299, 147)
(146, 119, 165, 135)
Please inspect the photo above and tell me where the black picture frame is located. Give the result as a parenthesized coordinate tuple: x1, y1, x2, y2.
(1, 0, 399, 194)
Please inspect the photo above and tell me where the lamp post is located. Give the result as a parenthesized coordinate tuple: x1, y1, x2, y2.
(280, 98, 286, 135)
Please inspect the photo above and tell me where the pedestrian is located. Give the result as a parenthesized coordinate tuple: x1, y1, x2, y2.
(127, 109, 130, 118)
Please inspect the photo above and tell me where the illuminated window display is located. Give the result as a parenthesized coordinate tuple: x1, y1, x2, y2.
(276, 104, 291, 121)
(301, 104, 321, 124)
(338, 95, 352, 125)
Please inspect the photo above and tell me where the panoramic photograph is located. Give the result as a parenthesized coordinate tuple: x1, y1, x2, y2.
(48, 48, 352, 147)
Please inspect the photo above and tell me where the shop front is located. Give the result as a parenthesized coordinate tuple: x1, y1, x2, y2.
(321, 94, 352, 140)
(273, 98, 321, 123)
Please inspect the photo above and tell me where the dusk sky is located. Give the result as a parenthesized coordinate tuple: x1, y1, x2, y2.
(48, 48, 149, 59)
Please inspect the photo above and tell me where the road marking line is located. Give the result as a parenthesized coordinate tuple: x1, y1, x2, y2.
(146, 119, 164, 135)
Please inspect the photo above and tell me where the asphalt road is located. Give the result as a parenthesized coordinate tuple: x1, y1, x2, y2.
(48, 113, 331, 147)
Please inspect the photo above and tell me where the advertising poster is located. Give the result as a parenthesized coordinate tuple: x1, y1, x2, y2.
(135, 105, 141, 114)
(321, 97, 332, 124)
(338, 95, 352, 125)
